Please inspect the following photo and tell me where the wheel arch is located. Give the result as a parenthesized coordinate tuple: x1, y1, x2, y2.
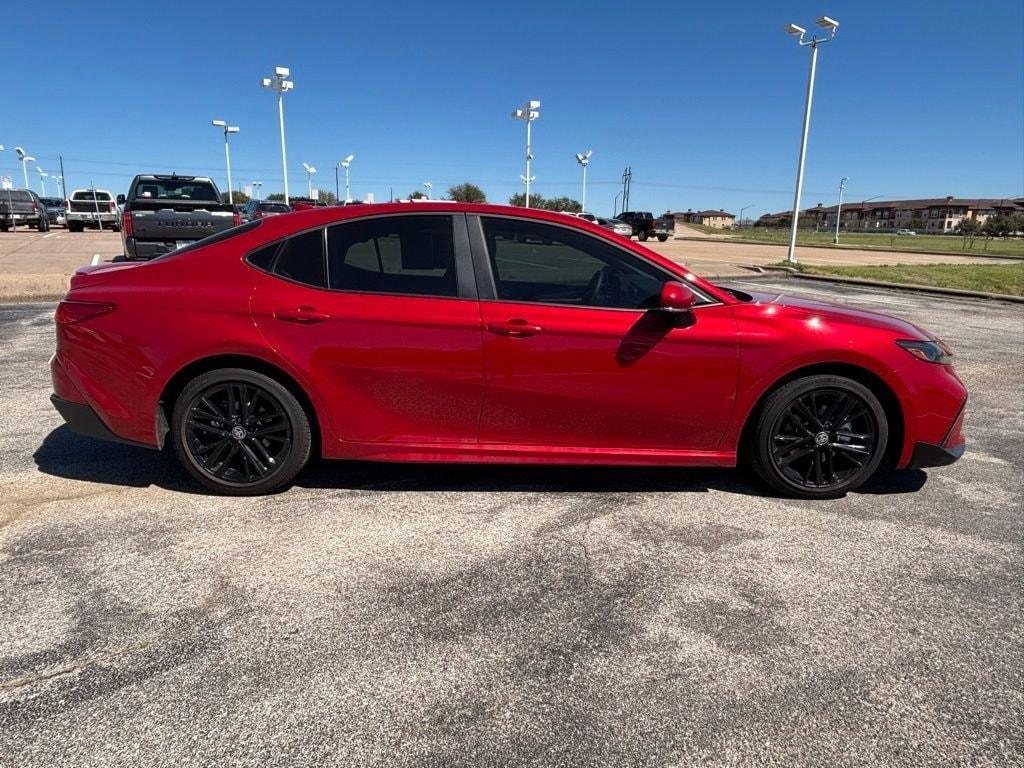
(157, 354, 323, 455)
(735, 362, 905, 468)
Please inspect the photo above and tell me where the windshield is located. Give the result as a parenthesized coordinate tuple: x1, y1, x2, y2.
(133, 179, 218, 201)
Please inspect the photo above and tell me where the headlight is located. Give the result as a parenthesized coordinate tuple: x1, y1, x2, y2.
(897, 339, 953, 364)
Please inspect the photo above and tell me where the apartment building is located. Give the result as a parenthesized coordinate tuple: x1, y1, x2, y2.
(757, 196, 1023, 232)
(673, 209, 737, 229)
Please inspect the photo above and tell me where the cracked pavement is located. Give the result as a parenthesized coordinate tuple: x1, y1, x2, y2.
(0, 279, 1021, 766)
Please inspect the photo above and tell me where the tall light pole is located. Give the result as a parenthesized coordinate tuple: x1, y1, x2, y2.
(302, 163, 317, 199)
(252, 181, 263, 200)
(36, 167, 48, 195)
(511, 99, 540, 207)
(575, 150, 592, 213)
(211, 120, 240, 204)
(14, 148, 35, 189)
(261, 66, 294, 204)
(739, 204, 753, 228)
(340, 155, 354, 203)
(833, 176, 848, 244)
(423, 182, 432, 199)
(782, 16, 839, 263)
(53, 174, 65, 199)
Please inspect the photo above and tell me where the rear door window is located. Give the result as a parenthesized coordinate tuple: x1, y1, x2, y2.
(273, 229, 327, 288)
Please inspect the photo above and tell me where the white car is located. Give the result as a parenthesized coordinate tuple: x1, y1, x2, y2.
(597, 217, 634, 237)
(65, 188, 120, 232)
(896, 228, 917, 236)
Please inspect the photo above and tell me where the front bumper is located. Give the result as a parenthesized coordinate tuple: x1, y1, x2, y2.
(907, 441, 965, 469)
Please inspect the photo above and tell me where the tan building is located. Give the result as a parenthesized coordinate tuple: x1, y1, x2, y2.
(674, 208, 737, 229)
(757, 196, 1023, 232)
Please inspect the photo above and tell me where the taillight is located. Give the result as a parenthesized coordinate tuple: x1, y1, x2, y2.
(109, 201, 116, 213)
(55, 300, 116, 325)
(121, 208, 133, 237)
(233, 210, 242, 226)
(32, 201, 39, 212)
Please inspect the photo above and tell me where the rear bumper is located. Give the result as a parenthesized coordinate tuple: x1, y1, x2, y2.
(50, 394, 151, 448)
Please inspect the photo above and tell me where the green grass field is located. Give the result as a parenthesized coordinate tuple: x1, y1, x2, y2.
(782, 262, 1024, 296)
(683, 225, 1024, 258)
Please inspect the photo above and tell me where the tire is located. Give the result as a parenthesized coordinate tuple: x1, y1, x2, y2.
(638, 231, 649, 242)
(68, 221, 84, 233)
(37, 218, 50, 232)
(171, 368, 312, 495)
(657, 234, 668, 242)
(0, 225, 8, 232)
(749, 375, 888, 499)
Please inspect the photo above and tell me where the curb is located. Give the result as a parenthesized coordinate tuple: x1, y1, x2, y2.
(761, 266, 1024, 304)
(671, 236, 1024, 261)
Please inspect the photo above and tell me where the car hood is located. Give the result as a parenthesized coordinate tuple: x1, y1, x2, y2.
(744, 290, 932, 339)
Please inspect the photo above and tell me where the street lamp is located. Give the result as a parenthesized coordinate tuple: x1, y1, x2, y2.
(511, 99, 541, 207)
(739, 204, 753, 228)
(36, 167, 48, 196)
(423, 182, 432, 199)
(833, 177, 848, 244)
(782, 15, 839, 263)
(211, 120, 240, 204)
(575, 150, 592, 213)
(14, 148, 35, 189)
(339, 155, 354, 203)
(252, 181, 263, 200)
(302, 163, 317, 199)
(261, 65, 294, 203)
(52, 174, 65, 199)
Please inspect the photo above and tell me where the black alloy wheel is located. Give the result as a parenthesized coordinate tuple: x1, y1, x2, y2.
(171, 368, 312, 495)
(751, 375, 888, 498)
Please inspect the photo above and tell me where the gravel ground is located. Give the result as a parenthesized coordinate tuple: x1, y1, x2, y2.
(0, 280, 1021, 767)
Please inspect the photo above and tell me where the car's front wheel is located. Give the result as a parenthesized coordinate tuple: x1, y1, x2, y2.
(171, 368, 312, 495)
(750, 375, 888, 498)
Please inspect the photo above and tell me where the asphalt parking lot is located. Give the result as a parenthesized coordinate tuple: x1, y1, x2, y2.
(0, 279, 1021, 766)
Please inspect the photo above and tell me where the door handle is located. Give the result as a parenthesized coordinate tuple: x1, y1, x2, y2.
(486, 319, 543, 337)
(273, 306, 330, 324)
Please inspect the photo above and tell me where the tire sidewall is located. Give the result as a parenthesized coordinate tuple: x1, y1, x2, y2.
(753, 375, 889, 498)
(171, 368, 312, 496)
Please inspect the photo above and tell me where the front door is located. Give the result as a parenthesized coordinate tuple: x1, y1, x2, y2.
(250, 213, 483, 446)
(474, 216, 738, 452)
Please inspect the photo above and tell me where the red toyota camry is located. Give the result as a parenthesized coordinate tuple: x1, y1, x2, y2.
(49, 203, 966, 497)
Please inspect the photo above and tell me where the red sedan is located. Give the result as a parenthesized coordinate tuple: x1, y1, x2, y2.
(50, 203, 966, 497)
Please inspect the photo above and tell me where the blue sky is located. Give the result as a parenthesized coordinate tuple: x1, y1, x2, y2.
(3, 0, 1021, 218)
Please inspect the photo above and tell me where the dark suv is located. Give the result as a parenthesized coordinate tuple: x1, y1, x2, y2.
(0, 189, 50, 231)
(241, 200, 293, 222)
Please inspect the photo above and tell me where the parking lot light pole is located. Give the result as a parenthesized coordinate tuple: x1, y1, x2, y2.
(36, 168, 48, 195)
(252, 181, 262, 200)
(782, 16, 839, 264)
(14, 148, 35, 189)
(739, 204, 753, 228)
(302, 163, 317, 199)
(423, 182, 432, 200)
(833, 176, 848, 244)
(511, 100, 540, 207)
(261, 66, 294, 204)
(575, 150, 592, 213)
(340, 155, 354, 203)
(211, 120, 240, 204)
(53, 174, 65, 199)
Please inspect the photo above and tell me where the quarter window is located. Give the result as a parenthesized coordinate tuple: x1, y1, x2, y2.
(480, 217, 668, 309)
(326, 215, 457, 297)
(273, 229, 327, 288)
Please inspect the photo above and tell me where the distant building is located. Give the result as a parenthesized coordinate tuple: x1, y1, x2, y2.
(673, 208, 737, 229)
(756, 196, 1024, 232)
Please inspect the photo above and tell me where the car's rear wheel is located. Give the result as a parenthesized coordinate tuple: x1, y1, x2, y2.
(37, 218, 49, 232)
(657, 234, 668, 242)
(750, 375, 888, 498)
(638, 231, 649, 241)
(171, 368, 312, 495)
(68, 221, 83, 232)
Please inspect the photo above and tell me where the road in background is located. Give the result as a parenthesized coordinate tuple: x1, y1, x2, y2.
(1, 281, 1020, 765)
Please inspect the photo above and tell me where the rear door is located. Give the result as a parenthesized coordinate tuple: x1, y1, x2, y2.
(250, 212, 484, 446)
(471, 215, 738, 452)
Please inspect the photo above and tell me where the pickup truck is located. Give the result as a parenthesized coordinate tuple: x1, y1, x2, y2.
(0, 189, 50, 231)
(119, 174, 239, 260)
(617, 211, 674, 242)
(65, 188, 120, 232)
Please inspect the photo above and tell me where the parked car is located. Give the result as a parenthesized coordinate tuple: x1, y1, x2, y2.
(65, 188, 119, 232)
(576, 212, 598, 223)
(896, 229, 917, 236)
(241, 200, 293, 222)
(617, 210, 674, 241)
(0, 188, 50, 231)
(119, 175, 238, 260)
(50, 202, 966, 497)
(597, 217, 633, 237)
(40, 197, 67, 227)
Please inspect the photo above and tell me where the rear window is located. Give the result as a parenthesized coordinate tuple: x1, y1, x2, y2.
(132, 179, 218, 201)
(260, 203, 291, 213)
(2, 191, 32, 202)
(72, 191, 112, 201)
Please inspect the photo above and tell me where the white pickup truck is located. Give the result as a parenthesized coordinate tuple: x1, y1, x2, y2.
(65, 188, 120, 232)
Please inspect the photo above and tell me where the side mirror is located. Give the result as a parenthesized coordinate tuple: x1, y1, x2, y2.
(659, 280, 696, 312)
(116, 194, 126, 205)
